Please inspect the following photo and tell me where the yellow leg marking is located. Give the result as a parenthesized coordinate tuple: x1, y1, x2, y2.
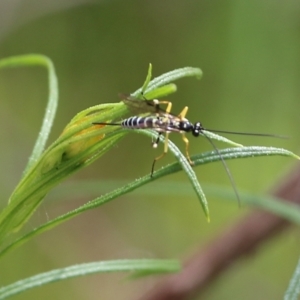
(156, 100, 172, 114)
(152, 100, 172, 114)
(178, 106, 189, 119)
(182, 133, 194, 165)
(151, 133, 169, 177)
(164, 132, 169, 153)
(156, 100, 172, 106)
(165, 102, 172, 114)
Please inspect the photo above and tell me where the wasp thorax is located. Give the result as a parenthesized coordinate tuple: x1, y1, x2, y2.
(179, 121, 193, 132)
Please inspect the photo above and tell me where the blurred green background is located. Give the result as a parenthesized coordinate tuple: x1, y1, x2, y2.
(0, 1, 299, 299)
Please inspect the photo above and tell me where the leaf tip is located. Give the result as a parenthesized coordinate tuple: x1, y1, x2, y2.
(204, 207, 210, 222)
(196, 68, 203, 79)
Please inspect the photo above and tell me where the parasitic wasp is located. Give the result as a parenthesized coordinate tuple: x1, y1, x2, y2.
(94, 94, 285, 204)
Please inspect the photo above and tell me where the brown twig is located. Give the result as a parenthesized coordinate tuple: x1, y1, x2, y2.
(142, 163, 300, 300)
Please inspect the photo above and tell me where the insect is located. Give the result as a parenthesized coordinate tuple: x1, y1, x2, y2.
(94, 94, 207, 174)
(94, 94, 283, 203)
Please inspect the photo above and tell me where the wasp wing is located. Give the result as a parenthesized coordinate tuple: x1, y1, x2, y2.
(119, 93, 160, 114)
(119, 93, 180, 119)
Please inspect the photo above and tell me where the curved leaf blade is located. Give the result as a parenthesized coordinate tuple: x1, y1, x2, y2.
(0, 259, 180, 299)
(0, 55, 59, 176)
(0, 145, 296, 258)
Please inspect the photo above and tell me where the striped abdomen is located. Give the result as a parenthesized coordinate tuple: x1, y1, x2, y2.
(121, 116, 161, 129)
(121, 116, 189, 132)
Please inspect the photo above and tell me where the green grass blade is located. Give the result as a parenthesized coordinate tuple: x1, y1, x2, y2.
(0, 259, 180, 299)
(47, 179, 300, 224)
(284, 256, 300, 300)
(203, 130, 243, 147)
(0, 65, 205, 247)
(137, 130, 210, 221)
(0, 145, 296, 258)
(133, 66, 203, 96)
(0, 55, 58, 176)
(141, 63, 152, 93)
(143, 83, 177, 99)
(0, 103, 127, 243)
(191, 146, 299, 163)
(1, 62, 298, 263)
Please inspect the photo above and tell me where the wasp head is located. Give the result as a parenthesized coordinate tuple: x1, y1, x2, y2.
(192, 122, 204, 137)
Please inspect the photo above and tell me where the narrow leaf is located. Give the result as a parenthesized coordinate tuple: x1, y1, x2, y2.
(284, 256, 300, 300)
(1, 145, 296, 258)
(0, 54, 59, 176)
(133, 67, 202, 96)
(0, 259, 180, 299)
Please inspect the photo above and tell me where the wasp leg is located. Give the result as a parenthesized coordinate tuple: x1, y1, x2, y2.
(178, 106, 193, 164)
(178, 106, 189, 119)
(160, 100, 172, 114)
(151, 132, 169, 177)
(151, 100, 172, 115)
(141, 92, 173, 114)
(181, 133, 194, 165)
(152, 132, 162, 148)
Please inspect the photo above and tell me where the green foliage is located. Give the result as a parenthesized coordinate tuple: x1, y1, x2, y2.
(0, 55, 298, 298)
(0, 259, 180, 299)
(284, 256, 300, 300)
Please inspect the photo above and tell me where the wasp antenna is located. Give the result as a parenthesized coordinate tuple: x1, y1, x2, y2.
(205, 129, 288, 139)
(202, 132, 241, 207)
(92, 122, 121, 126)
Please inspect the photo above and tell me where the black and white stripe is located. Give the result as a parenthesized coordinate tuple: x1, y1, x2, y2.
(121, 116, 168, 130)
